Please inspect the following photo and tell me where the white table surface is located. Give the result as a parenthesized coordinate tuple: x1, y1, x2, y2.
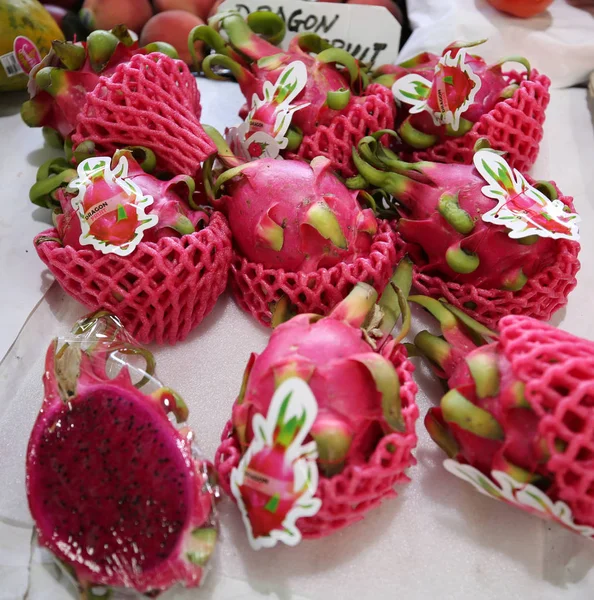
(1, 79, 594, 600)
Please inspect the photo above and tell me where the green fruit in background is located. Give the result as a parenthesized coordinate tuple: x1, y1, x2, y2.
(0, 0, 65, 92)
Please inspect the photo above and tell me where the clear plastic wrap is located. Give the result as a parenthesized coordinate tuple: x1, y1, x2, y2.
(25, 311, 219, 598)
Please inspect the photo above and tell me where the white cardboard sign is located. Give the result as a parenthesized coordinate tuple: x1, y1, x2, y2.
(218, 0, 401, 68)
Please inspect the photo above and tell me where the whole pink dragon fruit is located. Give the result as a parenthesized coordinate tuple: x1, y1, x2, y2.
(216, 274, 419, 539)
(48, 148, 208, 250)
(372, 41, 550, 172)
(26, 312, 218, 597)
(204, 125, 400, 325)
(193, 11, 395, 177)
(351, 134, 580, 328)
(413, 297, 594, 534)
(21, 26, 180, 148)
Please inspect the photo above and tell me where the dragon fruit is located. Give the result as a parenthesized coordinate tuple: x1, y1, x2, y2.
(39, 148, 208, 250)
(204, 125, 399, 325)
(373, 41, 550, 171)
(414, 297, 594, 534)
(21, 26, 180, 147)
(216, 273, 419, 538)
(26, 312, 218, 597)
(351, 134, 580, 328)
(193, 11, 395, 176)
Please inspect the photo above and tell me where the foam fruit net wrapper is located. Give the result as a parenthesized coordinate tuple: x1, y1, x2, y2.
(215, 342, 419, 539)
(499, 315, 594, 526)
(26, 312, 219, 597)
(230, 220, 400, 326)
(35, 212, 232, 344)
(402, 70, 551, 172)
(72, 53, 216, 177)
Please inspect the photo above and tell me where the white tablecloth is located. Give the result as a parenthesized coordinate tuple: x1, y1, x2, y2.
(1, 80, 594, 599)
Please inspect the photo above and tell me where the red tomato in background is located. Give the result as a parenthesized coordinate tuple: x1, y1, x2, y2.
(486, 0, 554, 18)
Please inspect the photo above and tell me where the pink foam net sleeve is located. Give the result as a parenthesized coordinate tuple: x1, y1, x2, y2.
(214, 341, 419, 539)
(498, 315, 594, 529)
(72, 53, 216, 177)
(295, 84, 396, 178)
(34, 213, 232, 345)
(230, 221, 400, 327)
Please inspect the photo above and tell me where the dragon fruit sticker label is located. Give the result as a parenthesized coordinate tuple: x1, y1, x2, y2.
(444, 460, 594, 539)
(227, 61, 309, 160)
(392, 48, 482, 132)
(230, 378, 322, 550)
(474, 150, 581, 241)
(68, 156, 159, 256)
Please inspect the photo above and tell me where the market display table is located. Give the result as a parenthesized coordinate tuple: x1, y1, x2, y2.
(1, 79, 594, 600)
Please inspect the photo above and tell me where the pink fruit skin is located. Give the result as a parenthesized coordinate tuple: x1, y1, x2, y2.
(389, 160, 562, 290)
(140, 11, 205, 65)
(81, 0, 154, 33)
(26, 339, 213, 593)
(154, 0, 213, 20)
(233, 315, 388, 465)
(55, 153, 207, 249)
(217, 156, 377, 273)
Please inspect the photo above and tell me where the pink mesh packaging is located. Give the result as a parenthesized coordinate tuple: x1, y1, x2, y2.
(33, 149, 232, 345)
(194, 13, 396, 177)
(415, 299, 594, 538)
(21, 31, 214, 176)
(378, 42, 550, 172)
(36, 214, 232, 345)
(26, 311, 219, 597)
(73, 53, 216, 177)
(352, 134, 581, 330)
(215, 281, 419, 540)
(230, 221, 400, 326)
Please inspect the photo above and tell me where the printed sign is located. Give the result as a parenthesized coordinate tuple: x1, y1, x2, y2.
(474, 150, 581, 241)
(227, 60, 309, 160)
(444, 460, 594, 539)
(230, 378, 322, 550)
(392, 48, 481, 132)
(218, 0, 401, 68)
(68, 156, 159, 256)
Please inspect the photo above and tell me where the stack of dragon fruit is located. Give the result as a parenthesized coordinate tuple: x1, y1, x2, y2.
(16, 7, 594, 598)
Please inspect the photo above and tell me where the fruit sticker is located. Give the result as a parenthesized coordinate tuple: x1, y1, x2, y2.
(474, 150, 581, 241)
(392, 48, 481, 132)
(13, 36, 42, 74)
(68, 156, 159, 256)
(444, 460, 594, 539)
(230, 377, 322, 550)
(227, 61, 309, 161)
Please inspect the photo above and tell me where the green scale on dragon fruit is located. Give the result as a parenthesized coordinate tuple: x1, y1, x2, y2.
(21, 25, 180, 153)
(26, 312, 217, 597)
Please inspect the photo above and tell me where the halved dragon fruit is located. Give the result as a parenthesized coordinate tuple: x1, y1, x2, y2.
(373, 40, 550, 172)
(203, 125, 400, 326)
(21, 27, 215, 178)
(34, 147, 233, 344)
(192, 11, 395, 177)
(216, 270, 419, 539)
(413, 297, 594, 537)
(351, 133, 580, 329)
(26, 312, 218, 597)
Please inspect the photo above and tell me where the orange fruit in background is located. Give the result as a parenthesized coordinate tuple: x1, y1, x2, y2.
(486, 0, 554, 18)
